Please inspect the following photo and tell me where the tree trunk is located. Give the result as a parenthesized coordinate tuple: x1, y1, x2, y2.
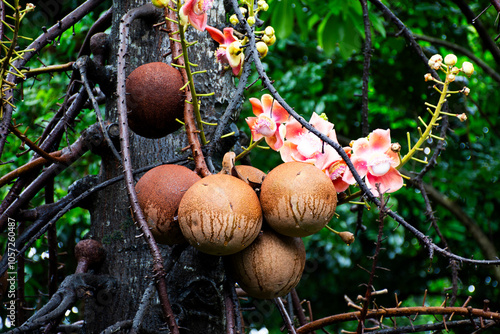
(86, 1, 235, 332)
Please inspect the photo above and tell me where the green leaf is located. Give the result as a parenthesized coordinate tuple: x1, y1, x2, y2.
(271, 0, 295, 39)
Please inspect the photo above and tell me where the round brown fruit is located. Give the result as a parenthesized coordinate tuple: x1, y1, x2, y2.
(229, 228, 306, 299)
(260, 162, 337, 237)
(126, 62, 185, 138)
(178, 174, 263, 256)
(136, 164, 201, 245)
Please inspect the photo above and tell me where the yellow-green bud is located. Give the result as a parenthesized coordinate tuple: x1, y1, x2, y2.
(263, 34, 276, 46)
(152, 0, 169, 8)
(247, 16, 256, 25)
(230, 14, 239, 25)
(256, 41, 268, 58)
(265, 26, 275, 37)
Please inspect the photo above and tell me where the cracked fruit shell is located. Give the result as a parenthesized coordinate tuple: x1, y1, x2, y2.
(260, 162, 337, 237)
(136, 164, 201, 245)
(178, 174, 263, 256)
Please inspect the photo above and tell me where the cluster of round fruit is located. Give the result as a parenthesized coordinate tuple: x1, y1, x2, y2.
(136, 159, 338, 299)
(126, 62, 338, 299)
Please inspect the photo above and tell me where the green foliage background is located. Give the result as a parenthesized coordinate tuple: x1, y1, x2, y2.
(2, 0, 500, 332)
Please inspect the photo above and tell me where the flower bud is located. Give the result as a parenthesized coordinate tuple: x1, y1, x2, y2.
(263, 34, 276, 46)
(424, 73, 433, 82)
(338, 231, 355, 246)
(456, 113, 467, 122)
(461, 86, 470, 96)
(239, 7, 247, 15)
(247, 16, 256, 25)
(230, 14, 239, 25)
(265, 26, 275, 37)
(451, 66, 460, 75)
(391, 142, 401, 153)
(256, 41, 268, 58)
(152, 0, 169, 8)
(446, 74, 456, 82)
(258, 0, 269, 10)
(461, 62, 474, 77)
(428, 54, 443, 68)
(444, 54, 457, 66)
(26, 3, 35, 11)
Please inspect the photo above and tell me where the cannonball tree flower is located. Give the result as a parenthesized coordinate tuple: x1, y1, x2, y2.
(206, 26, 244, 76)
(343, 129, 403, 197)
(280, 113, 337, 165)
(246, 94, 289, 151)
(319, 147, 352, 193)
(179, 0, 214, 31)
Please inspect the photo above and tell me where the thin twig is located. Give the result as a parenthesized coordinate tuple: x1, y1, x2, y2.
(360, 0, 372, 137)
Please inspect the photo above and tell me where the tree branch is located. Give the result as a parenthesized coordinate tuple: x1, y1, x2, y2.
(296, 306, 500, 333)
(116, 4, 179, 334)
(0, 0, 107, 159)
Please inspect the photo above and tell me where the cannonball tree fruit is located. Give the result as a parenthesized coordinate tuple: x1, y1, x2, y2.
(178, 174, 263, 256)
(229, 228, 306, 299)
(260, 161, 337, 237)
(126, 62, 185, 138)
(136, 164, 201, 245)
(234, 165, 266, 189)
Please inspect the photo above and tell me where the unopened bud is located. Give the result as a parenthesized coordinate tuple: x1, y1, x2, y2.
(152, 0, 169, 8)
(26, 3, 35, 11)
(230, 14, 239, 25)
(461, 86, 470, 96)
(262, 34, 276, 46)
(457, 113, 467, 122)
(239, 7, 247, 15)
(256, 41, 268, 57)
(428, 54, 443, 68)
(461, 61, 474, 77)
(247, 16, 256, 25)
(447, 74, 456, 82)
(391, 142, 401, 153)
(444, 54, 457, 66)
(265, 26, 275, 37)
(338, 231, 355, 245)
(424, 73, 433, 82)
(451, 66, 460, 75)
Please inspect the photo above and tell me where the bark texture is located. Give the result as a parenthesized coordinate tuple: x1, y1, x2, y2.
(86, 1, 236, 332)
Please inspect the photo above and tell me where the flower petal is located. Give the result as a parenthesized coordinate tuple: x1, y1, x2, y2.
(270, 101, 289, 123)
(366, 167, 404, 196)
(265, 125, 285, 151)
(332, 178, 350, 193)
(279, 141, 297, 162)
(206, 26, 225, 45)
(343, 157, 368, 184)
(260, 94, 274, 115)
(369, 128, 392, 153)
(249, 98, 264, 117)
(285, 118, 306, 144)
(309, 112, 334, 135)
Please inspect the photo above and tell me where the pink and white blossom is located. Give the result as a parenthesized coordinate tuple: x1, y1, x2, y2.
(343, 129, 403, 196)
(246, 94, 289, 151)
(206, 26, 244, 76)
(179, 0, 213, 31)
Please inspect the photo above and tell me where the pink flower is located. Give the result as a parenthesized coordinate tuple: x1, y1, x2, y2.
(343, 129, 403, 196)
(280, 113, 338, 165)
(179, 0, 213, 31)
(321, 147, 352, 193)
(206, 26, 244, 76)
(246, 94, 289, 151)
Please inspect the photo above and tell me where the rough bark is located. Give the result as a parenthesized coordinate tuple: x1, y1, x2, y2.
(86, 1, 235, 332)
